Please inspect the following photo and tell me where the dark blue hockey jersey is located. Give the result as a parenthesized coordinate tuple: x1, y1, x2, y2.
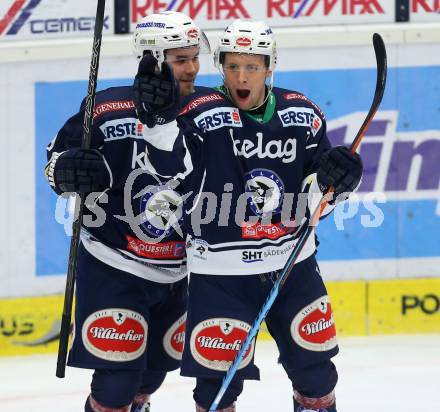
(46, 86, 186, 283)
(143, 86, 335, 276)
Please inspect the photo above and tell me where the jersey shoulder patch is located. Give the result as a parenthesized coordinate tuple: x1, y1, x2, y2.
(273, 87, 325, 136)
(94, 87, 135, 120)
(179, 87, 227, 116)
(275, 87, 325, 120)
(79, 86, 135, 121)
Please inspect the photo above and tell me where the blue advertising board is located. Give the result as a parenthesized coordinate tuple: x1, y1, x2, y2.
(35, 66, 440, 276)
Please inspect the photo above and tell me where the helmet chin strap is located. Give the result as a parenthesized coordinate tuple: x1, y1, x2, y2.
(250, 72, 274, 111)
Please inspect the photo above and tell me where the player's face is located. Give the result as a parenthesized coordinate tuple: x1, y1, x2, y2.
(222, 53, 271, 111)
(166, 46, 200, 97)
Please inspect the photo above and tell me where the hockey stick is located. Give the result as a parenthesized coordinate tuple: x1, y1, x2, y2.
(208, 33, 387, 411)
(56, 0, 106, 378)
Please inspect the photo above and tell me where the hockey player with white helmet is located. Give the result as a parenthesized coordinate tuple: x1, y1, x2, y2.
(213, 19, 277, 110)
(135, 19, 362, 412)
(45, 11, 209, 412)
(133, 11, 210, 101)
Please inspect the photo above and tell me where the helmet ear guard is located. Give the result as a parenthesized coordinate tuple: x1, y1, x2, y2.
(132, 11, 210, 65)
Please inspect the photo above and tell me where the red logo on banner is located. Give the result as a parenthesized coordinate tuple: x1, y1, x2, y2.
(131, 0, 250, 23)
(236, 37, 251, 47)
(268, 0, 384, 17)
(291, 296, 337, 352)
(190, 318, 255, 371)
(82, 309, 148, 361)
(412, 0, 439, 12)
(163, 313, 186, 360)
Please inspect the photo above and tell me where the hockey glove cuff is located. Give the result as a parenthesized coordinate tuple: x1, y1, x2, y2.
(47, 148, 111, 194)
(317, 146, 363, 202)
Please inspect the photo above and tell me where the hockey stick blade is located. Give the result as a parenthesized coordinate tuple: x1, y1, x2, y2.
(208, 33, 387, 411)
(56, 0, 106, 379)
(351, 33, 387, 153)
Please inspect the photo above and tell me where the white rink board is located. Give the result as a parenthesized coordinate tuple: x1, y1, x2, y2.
(0, 24, 439, 297)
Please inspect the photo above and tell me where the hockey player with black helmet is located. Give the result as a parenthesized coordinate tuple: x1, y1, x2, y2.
(135, 20, 362, 412)
(45, 11, 210, 412)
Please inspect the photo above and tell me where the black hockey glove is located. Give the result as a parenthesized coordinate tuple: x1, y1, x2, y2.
(133, 54, 179, 128)
(49, 148, 111, 194)
(317, 146, 363, 200)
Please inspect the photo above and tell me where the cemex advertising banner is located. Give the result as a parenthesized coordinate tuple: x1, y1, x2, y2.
(129, 0, 395, 30)
(0, 0, 114, 40)
(34, 63, 440, 281)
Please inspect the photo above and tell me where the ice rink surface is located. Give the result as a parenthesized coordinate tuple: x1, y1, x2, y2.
(1, 334, 439, 411)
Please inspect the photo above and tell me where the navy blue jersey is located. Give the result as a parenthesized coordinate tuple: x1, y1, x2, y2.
(46, 86, 186, 283)
(144, 86, 335, 275)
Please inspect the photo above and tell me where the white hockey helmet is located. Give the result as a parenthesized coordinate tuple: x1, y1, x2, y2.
(133, 11, 210, 65)
(214, 20, 277, 71)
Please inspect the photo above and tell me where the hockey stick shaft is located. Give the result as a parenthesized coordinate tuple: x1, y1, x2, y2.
(208, 33, 387, 411)
(56, 0, 106, 379)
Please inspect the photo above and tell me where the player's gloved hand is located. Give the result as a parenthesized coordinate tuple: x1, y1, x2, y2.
(133, 53, 179, 128)
(317, 146, 363, 200)
(49, 148, 111, 194)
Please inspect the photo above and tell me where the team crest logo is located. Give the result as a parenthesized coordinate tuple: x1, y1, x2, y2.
(140, 184, 183, 237)
(245, 169, 285, 217)
(113, 311, 127, 325)
(220, 320, 234, 335)
(190, 318, 255, 371)
(291, 296, 338, 352)
(193, 239, 208, 260)
(82, 309, 148, 362)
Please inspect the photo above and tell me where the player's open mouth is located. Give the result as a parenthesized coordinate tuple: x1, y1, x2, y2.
(236, 89, 250, 99)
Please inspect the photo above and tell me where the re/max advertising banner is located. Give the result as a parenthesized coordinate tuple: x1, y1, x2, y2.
(0, 0, 114, 40)
(410, 0, 440, 21)
(1, 1, 439, 43)
(129, 0, 395, 30)
(34, 63, 440, 281)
